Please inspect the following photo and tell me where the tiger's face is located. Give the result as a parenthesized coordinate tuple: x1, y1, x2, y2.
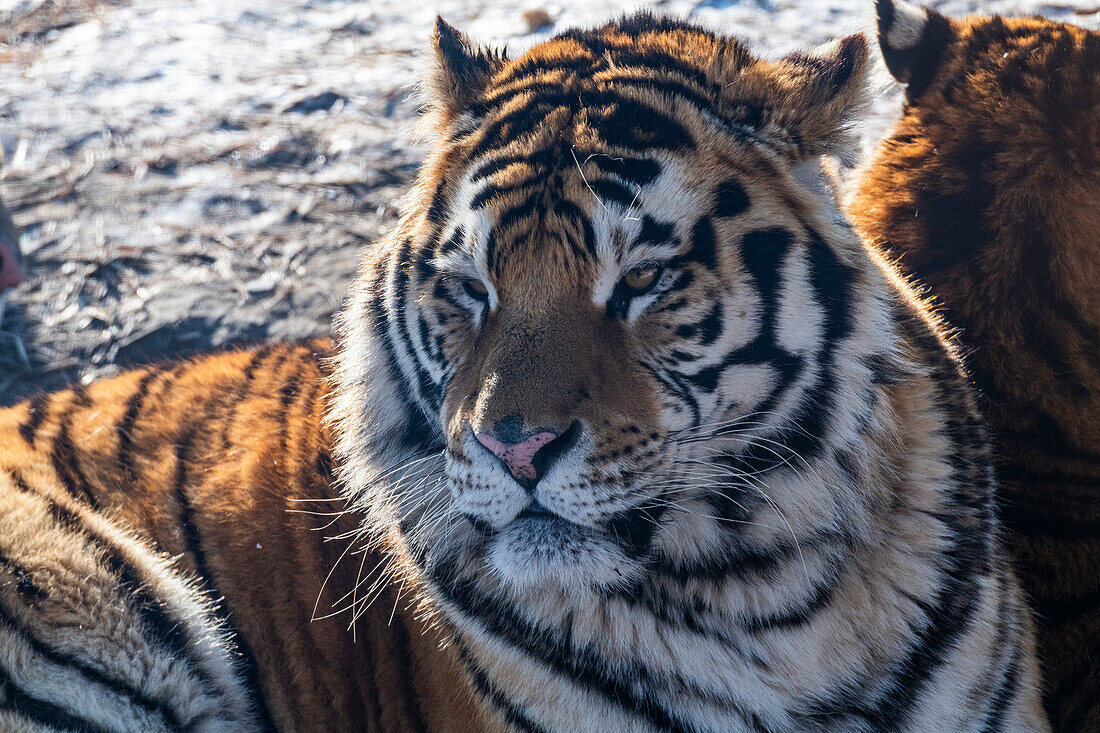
(334, 16, 876, 595)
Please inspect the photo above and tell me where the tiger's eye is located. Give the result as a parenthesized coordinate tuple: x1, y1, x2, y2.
(623, 266, 660, 292)
(463, 278, 490, 300)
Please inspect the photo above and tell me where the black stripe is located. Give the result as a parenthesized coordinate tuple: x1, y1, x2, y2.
(471, 176, 543, 210)
(696, 301, 723, 346)
(634, 215, 675, 247)
(649, 529, 849, 584)
(48, 385, 99, 508)
(681, 216, 717, 270)
(551, 198, 598, 260)
(496, 191, 542, 233)
(739, 574, 838, 633)
(587, 178, 639, 209)
(0, 605, 178, 728)
(173, 421, 278, 732)
(455, 641, 549, 733)
(425, 179, 449, 229)
(18, 392, 50, 446)
(220, 345, 277, 451)
(365, 256, 439, 453)
(0, 661, 110, 733)
(390, 241, 443, 412)
(605, 502, 667, 560)
(680, 227, 797, 411)
(713, 178, 750, 219)
(589, 154, 660, 187)
(7, 470, 236, 719)
(0, 546, 47, 602)
(804, 302, 992, 730)
(640, 361, 702, 428)
(429, 557, 771, 732)
(588, 92, 694, 152)
(115, 368, 163, 483)
(979, 647, 1020, 733)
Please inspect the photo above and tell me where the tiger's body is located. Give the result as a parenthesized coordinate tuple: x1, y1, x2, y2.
(0, 343, 487, 731)
(848, 3, 1100, 729)
(1, 14, 1049, 733)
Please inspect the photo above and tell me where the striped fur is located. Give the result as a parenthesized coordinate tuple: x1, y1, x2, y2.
(0, 14, 1050, 732)
(331, 15, 1049, 731)
(0, 467, 256, 731)
(848, 3, 1100, 730)
(0, 345, 485, 731)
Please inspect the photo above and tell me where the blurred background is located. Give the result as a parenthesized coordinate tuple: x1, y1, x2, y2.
(1, 0, 1096, 405)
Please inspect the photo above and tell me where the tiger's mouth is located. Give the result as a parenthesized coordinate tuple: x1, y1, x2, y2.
(514, 501, 556, 520)
(463, 499, 584, 539)
(456, 489, 659, 591)
(482, 510, 642, 590)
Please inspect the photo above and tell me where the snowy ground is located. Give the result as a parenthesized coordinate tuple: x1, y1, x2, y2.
(1, 0, 1096, 404)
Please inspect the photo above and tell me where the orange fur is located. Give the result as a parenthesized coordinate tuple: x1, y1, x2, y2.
(0, 342, 487, 731)
(849, 4, 1100, 729)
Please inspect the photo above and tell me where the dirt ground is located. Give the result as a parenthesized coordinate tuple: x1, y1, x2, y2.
(1, 0, 1096, 405)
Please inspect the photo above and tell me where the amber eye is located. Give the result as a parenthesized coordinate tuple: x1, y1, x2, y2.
(462, 278, 490, 301)
(622, 265, 661, 293)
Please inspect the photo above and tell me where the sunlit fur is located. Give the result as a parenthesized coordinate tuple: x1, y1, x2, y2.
(849, 2, 1100, 730)
(0, 14, 1051, 733)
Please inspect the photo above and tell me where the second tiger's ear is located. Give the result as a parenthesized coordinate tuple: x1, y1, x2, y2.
(426, 17, 506, 122)
(734, 34, 871, 160)
(875, 0, 954, 99)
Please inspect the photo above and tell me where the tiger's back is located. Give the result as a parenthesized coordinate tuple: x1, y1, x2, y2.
(848, 2, 1100, 729)
(0, 342, 484, 732)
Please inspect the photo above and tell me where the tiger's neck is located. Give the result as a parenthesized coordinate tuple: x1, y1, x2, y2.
(396, 307, 1000, 732)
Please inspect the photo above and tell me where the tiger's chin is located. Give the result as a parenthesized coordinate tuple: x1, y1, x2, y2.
(484, 514, 645, 592)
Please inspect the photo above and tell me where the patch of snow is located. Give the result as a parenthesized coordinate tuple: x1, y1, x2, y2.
(0, 0, 1095, 402)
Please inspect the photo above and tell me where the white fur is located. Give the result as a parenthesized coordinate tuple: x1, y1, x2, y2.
(885, 0, 931, 51)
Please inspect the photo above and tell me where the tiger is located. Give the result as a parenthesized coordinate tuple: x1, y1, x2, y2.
(847, 2, 1100, 730)
(0, 13, 1050, 732)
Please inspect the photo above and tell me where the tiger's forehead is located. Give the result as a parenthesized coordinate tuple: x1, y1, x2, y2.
(424, 18, 787, 293)
(435, 144, 711, 288)
(477, 18, 751, 97)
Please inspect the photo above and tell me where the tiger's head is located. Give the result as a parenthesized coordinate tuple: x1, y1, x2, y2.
(333, 15, 886, 597)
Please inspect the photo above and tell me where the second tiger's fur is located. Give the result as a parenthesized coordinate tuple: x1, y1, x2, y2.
(1, 14, 1049, 732)
(848, 2, 1099, 729)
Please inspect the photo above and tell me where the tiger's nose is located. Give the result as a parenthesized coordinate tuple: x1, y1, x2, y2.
(474, 420, 579, 486)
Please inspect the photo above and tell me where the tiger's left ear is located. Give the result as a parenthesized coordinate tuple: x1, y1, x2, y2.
(733, 34, 870, 160)
(426, 18, 506, 123)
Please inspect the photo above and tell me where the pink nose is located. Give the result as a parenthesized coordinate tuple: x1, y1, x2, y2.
(0, 241, 22, 290)
(475, 430, 558, 483)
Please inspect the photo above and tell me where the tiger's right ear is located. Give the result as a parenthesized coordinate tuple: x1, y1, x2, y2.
(426, 18, 506, 122)
(875, 0, 954, 100)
